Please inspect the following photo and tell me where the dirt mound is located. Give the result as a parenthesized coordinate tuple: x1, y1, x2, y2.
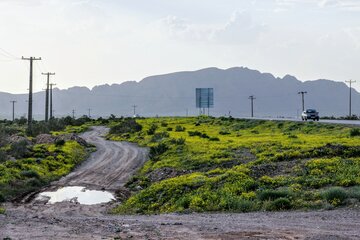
(147, 167, 190, 182)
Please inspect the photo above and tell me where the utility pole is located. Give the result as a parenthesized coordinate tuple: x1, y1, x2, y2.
(186, 108, 188, 117)
(22, 56, 41, 127)
(88, 108, 91, 118)
(10, 101, 16, 121)
(298, 91, 307, 112)
(42, 72, 55, 122)
(49, 83, 56, 119)
(132, 105, 137, 116)
(72, 109, 75, 119)
(248, 95, 256, 117)
(345, 80, 356, 117)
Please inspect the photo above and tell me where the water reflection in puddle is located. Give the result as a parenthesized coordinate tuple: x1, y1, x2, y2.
(37, 186, 115, 205)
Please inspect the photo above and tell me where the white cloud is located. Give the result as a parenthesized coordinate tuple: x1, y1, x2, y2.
(211, 11, 265, 44)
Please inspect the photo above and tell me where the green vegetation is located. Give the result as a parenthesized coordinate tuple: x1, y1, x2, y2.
(0, 121, 89, 202)
(108, 117, 360, 214)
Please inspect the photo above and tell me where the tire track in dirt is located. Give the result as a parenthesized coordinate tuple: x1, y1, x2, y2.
(55, 126, 148, 190)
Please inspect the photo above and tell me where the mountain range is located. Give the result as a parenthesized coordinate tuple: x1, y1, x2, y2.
(0, 67, 358, 119)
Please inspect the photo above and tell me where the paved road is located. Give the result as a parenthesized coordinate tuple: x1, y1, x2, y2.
(241, 116, 360, 126)
(55, 126, 149, 190)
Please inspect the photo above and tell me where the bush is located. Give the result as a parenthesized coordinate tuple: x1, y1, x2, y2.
(0, 193, 5, 203)
(348, 186, 360, 200)
(161, 122, 168, 127)
(55, 139, 65, 147)
(109, 119, 143, 135)
(258, 189, 291, 201)
(219, 130, 230, 135)
(175, 126, 186, 132)
(147, 124, 158, 135)
(20, 170, 40, 179)
(209, 137, 220, 141)
(350, 128, 360, 137)
(0, 207, 5, 214)
(265, 198, 292, 211)
(170, 138, 186, 145)
(322, 187, 348, 206)
(149, 143, 169, 160)
(166, 127, 173, 131)
(188, 131, 209, 138)
(9, 140, 30, 159)
(150, 132, 169, 142)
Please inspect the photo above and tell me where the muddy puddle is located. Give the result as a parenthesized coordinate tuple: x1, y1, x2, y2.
(36, 186, 115, 205)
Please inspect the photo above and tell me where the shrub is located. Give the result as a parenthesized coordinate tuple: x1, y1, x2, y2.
(0, 207, 5, 214)
(161, 122, 168, 127)
(350, 128, 360, 137)
(166, 127, 173, 131)
(109, 119, 143, 134)
(322, 187, 348, 206)
(258, 189, 291, 201)
(150, 132, 169, 142)
(149, 143, 169, 160)
(265, 198, 292, 211)
(170, 138, 186, 145)
(209, 137, 220, 141)
(219, 130, 230, 135)
(55, 139, 65, 147)
(9, 140, 30, 159)
(0, 193, 5, 203)
(20, 170, 40, 179)
(147, 124, 158, 135)
(348, 186, 360, 200)
(175, 126, 186, 132)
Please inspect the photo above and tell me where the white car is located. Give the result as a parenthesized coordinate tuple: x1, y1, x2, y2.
(301, 109, 319, 121)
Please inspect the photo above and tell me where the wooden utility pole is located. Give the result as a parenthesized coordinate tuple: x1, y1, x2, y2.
(10, 101, 16, 121)
(298, 91, 307, 112)
(42, 72, 55, 122)
(132, 105, 137, 116)
(248, 95, 256, 117)
(88, 108, 91, 118)
(345, 80, 356, 117)
(22, 56, 41, 126)
(72, 109, 75, 119)
(49, 83, 56, 119)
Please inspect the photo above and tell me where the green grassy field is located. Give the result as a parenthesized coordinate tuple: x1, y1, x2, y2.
(108, 117, 360, 214)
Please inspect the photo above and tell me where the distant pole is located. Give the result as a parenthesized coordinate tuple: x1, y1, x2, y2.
(22, 56, 42, 127)
(248, 95, 256, 117)
(42, 72, 55, 122)
(132, 105, 137, 116)
(49, 83, 56, 119)
(345, 80, 356, 117)
(186, 108, 188, 117)
(10, 101, 16, 121)
(298, 91, 307, 112)
(88, 108, 91, 118)
(72, 109, 75, 119)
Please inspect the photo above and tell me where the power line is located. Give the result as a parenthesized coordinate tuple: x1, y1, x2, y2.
(42, 72, 55, 122)
(345, 80, 356, 117)
(22, 56, 41, 127)
(298, 91, 307, 112)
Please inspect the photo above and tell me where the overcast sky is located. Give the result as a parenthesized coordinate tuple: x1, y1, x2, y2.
(0, 0, 360, 93)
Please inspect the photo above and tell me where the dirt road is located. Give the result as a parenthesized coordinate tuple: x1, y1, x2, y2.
(1, 126, 360, 239)
(55, 126, 149, 190)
